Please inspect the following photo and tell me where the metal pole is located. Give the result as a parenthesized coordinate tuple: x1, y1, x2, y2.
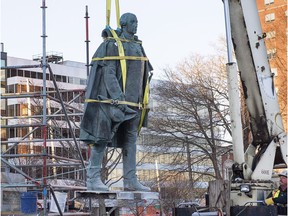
(85, 5, 90, 78)
(1, 157, 40, 186)
(222, 0, 234, 63)
(186, 137, 194, 201)
(41, 0, 48, 214)
(47, 65, 86, 168)
(222, 0, 245, 166)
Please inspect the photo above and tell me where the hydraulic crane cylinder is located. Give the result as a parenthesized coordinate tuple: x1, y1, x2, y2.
(226, 62, 245, 164)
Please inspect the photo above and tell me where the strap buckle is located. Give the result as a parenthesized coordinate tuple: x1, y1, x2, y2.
(111, 99, 119, 105)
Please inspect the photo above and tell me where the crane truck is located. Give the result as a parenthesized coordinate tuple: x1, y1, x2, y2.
(222, 0, 287, 215)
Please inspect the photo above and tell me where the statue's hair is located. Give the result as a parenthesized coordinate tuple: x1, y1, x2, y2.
(120, 13, 136, 28)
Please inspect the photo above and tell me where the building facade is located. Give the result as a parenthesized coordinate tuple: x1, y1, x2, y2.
(2, 54, 87, 181)
(1, 43, 7, 153)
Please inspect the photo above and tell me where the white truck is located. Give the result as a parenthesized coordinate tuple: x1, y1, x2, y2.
(222, 0, 287, 215)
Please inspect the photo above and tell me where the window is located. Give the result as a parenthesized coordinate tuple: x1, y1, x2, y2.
(55, 75, 62, 82)
(9, 128, 15, 138)
(271, 68, 278, 76)
(80, 78, 86, 85)
(267, 48, 277, 59)
(266, 31, 276, 39)
(73, 77, 80, 85)
(37, 72, 43, 80)
(68, 77, 74, 84)
(265, 13, 275, 22)
(21, 105, 28, 116)
(7, 85, 14, 93)
(11, 69, 17, 77)
(1, 70, 6, 84)
(264, 0, 274, 5)
(18, 70, 23, 77)
(24, 70, 30, 78)
(31, 71, 37, 78)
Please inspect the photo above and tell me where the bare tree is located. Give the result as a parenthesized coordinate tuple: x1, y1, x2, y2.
(145, 53, 233, 207)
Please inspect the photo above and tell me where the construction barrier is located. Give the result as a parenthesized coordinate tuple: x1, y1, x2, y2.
(50, 191, 67, 213)
(20, 192, 37, 214)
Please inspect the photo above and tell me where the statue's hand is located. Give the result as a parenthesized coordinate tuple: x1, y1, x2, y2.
(98, 95, 137, 122)
(111, 104, 137, 122)
(109, 104, 124, 122)
(116, 94, 138, 121)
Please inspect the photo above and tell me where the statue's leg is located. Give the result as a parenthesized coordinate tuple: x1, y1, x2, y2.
(122, 114, 151, 191)
(86, 144, 109, 191)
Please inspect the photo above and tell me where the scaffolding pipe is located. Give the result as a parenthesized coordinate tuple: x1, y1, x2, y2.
(3, 127, 39, 154)
(1, 113, 83, 120)
(85, 5, 90, 78)
(2, 89, 85, 154)
(1, 153, 47, 158)
(0, 92, 42, 99)
(1, 88, 85, 99)
(1, 157, 40, 185)
(48, 154, 84, 163)
(1, 124, 43, 128)
(2, 138, 83, 144)
(46, 94, 84, 113)
(12, 163, 82, 168)
(2, 153, 84, 163)
(48, 65, 85, 168)
(41, 1, 48, 214)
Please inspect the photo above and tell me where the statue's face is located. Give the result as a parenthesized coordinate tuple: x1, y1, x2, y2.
(126, 15, 138, 35)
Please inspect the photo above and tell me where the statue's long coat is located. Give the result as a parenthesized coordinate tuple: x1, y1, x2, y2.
(80, 32, 153, 147)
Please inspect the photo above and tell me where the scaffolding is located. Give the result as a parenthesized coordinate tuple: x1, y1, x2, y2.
(32, 51, 64, 64)
(1, 1, 89, 215)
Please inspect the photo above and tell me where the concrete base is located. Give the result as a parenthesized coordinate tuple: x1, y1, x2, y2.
(75, 190, 160, 216)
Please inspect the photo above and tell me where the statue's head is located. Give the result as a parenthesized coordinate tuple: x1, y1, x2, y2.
(120, 13, 138, 35)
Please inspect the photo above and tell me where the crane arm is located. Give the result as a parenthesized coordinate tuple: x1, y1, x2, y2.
(225, 0, 286, 180)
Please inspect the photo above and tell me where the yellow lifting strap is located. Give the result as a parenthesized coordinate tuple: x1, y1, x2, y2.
(138, 79, 150, 135)
(85, 98, 147, 109)
(92, 56, 149, 61)
(106, 0, 120, 28)
(106, 36, 142, 44)
(109, 28, 127, 93)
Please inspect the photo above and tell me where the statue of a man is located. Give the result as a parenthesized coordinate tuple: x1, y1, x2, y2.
(80, 12, 153, 191)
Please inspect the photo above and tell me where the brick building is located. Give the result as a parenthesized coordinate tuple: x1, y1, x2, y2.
(256, 0, 287, 131)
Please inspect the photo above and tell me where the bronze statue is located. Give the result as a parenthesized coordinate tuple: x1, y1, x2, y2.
(80, 13, 153, 191)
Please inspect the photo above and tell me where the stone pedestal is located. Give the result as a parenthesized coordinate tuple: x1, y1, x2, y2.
(75, 191, 160, 216)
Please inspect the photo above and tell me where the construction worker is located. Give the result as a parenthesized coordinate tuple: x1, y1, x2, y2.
(80, 12, 153, 191)
(265, 170, 287, 216)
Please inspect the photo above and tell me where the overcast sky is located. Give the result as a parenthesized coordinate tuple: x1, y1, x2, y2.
(1, 0, 226, 78)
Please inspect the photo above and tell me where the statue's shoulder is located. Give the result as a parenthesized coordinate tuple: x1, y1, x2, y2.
(101, 28, 121, 40)
(133, 35, 142, 43)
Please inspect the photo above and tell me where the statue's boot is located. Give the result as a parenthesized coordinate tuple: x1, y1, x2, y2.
(123, 142, 151, 191)
(86, 145, 109, 191)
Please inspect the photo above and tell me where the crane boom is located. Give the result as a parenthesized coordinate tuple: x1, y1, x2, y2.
(222, 0, 287, 214)
(225, 0, 287, 181)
